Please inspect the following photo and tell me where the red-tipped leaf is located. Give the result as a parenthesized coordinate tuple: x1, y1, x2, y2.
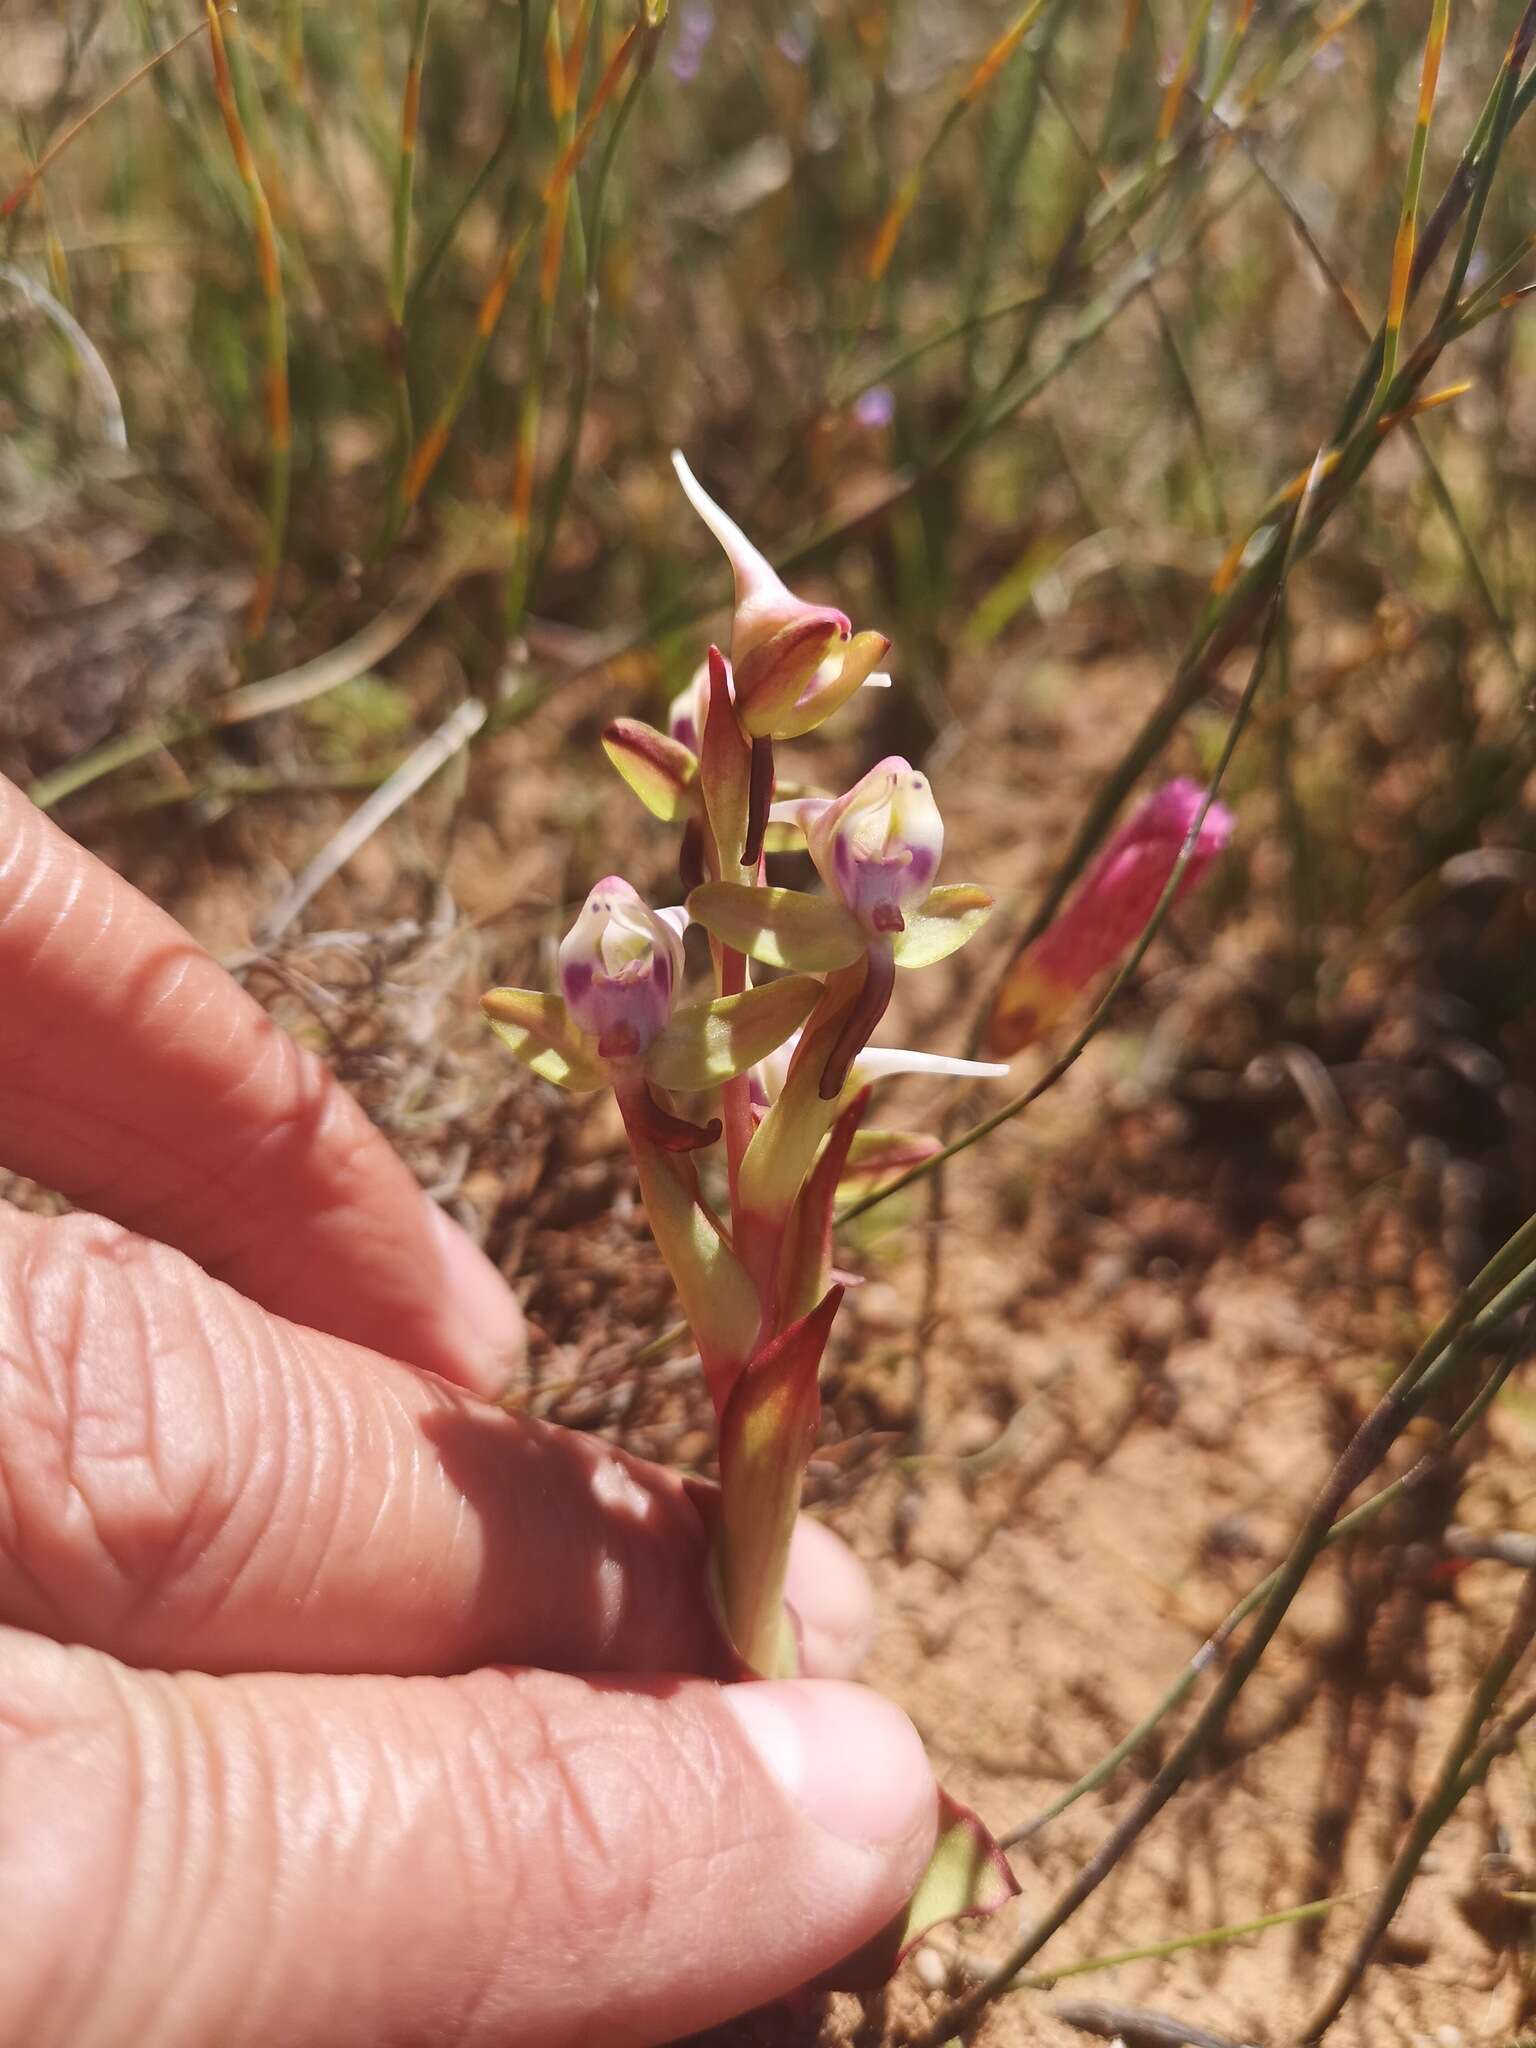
(700, 645, 752, 876)
(817, 1787, 1021, 1990)
(716, 1285, 844, 1675)
(777, 1089, 869, 1326)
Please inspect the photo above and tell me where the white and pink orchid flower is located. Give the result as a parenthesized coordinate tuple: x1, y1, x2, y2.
(483, 877, 822, 1151)
(689, 755, 993, 1100)
(558, 877, 687, 1061)
(781, 756, 945, 937)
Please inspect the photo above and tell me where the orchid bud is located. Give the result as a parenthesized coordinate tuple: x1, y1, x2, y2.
(801, 756, 945, 937)
(988, 778, 1233, 1057)
(558, 877, 687, 1061)
(672, 451, 852, 730)
(671, 450, 848, 668)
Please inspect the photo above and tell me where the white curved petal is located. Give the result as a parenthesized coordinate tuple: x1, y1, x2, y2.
(767, 795, 829, 835)
(850, 1047, 1011, 1084)
(672, 449, 794, 612)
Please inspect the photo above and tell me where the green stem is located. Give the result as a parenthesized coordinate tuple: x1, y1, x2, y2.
(387, 0, 433, 468)
(1372, 0, 1448, 411)
(1014, 1890, 1356, 1994)
(504, 1, 578, 638)
(407, 0, 532, 316)
(530, 20, 659, 594)
(1435, 4, 1536, 325)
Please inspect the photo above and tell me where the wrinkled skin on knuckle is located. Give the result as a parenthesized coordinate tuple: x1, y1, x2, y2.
(445, 1672, 753, 2048)
(0, 1214, 274, 1653)
(0, 1636, 177, 2048)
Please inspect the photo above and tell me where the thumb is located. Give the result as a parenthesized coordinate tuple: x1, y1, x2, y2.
(2, 1630, 937, 2048)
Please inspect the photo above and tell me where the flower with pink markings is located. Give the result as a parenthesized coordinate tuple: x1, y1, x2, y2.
(795, 755, 944, 936)
(558, 876, 686, 1061)
(670, 453, 889, 742)
(988, 778, 1233, 1056)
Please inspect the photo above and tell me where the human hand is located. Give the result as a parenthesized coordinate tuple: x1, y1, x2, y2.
(0, 776, 937, 2048)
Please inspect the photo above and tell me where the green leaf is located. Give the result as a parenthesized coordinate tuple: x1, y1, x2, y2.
(620, 1102, 761, 1409)
(819, 1790, 1020, 1990)
(839, 1128, 940, 1186)
(891, 883, 994, 969)
(738, 972, 862, 1224)
(646, 976, 821, 1091)
(688, 883, 865, 972)
(481, 988, 604, 1091)
(717, 1287, 842, 1674)
(601, 718, 697, 822)
(773, 629, 890, 740)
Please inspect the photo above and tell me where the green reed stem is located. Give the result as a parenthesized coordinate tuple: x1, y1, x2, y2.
(1013, 1889, 1356, 1994)
(504, 0, 583, 637)
(203, 0, 289, 643)
(531, 16, 661, 594)
(1374, 0, 1449, 411)
(387, 0, 433, 469)
(407, 0, 533, 316)
(1436, 5, 1536, 323)
(283, 0, 303, 90)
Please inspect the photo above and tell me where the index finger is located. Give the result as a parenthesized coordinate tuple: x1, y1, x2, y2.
(0, 774, 523, 1392)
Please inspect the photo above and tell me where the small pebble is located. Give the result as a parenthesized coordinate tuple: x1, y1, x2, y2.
(911, 1945, 947, 1992)
(948, 1409, 998, 1458)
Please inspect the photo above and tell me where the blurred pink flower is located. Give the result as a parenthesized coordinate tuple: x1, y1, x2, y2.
(988, 778, 1233, 1056)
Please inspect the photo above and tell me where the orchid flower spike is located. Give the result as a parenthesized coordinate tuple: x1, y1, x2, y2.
(987, 777, 1234, 1058)
(483, 876, 821, 1150)
(671, 451, 889, 741)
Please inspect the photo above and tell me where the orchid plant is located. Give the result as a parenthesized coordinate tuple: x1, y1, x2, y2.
(483, 452, 1019, 1970)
